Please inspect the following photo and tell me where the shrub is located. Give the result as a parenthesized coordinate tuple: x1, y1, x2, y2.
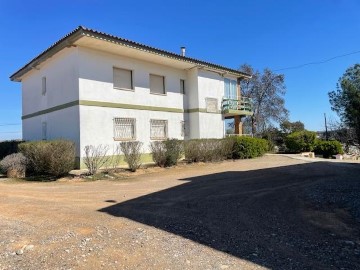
(83, 144, 110, 175)
(0, 153, 27, 177)
(19, 140, 76, 177)
(184, 138, 233, 162)
(150, 139, 183, 167)
(231, 136, 269, 159)
(285, 130, 317, 153)
(314, 140, 344, 158)
(119, 141, 143, 172)
(0, 140, 24, 159)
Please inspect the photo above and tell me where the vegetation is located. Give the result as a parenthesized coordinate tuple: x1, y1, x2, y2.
(239, 64, 289, 135)
(0, 153, 27, 177)
(0, 140, 24, 160)
(231, 136, 269, 159)
(119, 141, 143, 172)
(284, 130, 317, 153)
(150, 139, 183, 167)
(83, 144, 110, 175)
(19, 140, 75, 177)
(280, 120, 305, 134)
(184, 138, 232, 162)
(329, 63, 360, 146)
(314, 140, 343, 158)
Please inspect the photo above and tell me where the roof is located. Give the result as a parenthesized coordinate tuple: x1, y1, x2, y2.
(10, 26, 251, 81)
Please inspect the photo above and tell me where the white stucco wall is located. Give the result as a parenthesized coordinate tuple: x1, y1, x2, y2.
(78, 47, 187, 110)
(79, 106, 185, 157)
(21, 47, 79, 115)
(23, 106, 80, 154)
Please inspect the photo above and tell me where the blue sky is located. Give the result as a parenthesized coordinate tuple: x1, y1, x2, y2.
(1, 0, 359, 140)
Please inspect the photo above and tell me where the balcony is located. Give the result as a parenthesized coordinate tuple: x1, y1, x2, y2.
(222, 97, 253, 117)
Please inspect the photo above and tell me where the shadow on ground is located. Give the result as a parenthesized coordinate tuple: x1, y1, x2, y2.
(99, 161, 360, 269)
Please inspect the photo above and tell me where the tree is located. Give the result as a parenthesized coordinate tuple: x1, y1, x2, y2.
(240, 64, 289, 135)
(280, 120, 305, 134)
(328, 64, 360, 146)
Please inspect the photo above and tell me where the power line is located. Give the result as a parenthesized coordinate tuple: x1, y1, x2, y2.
(274, 50, 360, 72)
(0, 123, 21, 126)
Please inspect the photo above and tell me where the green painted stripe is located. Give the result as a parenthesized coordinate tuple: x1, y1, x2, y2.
(22, 100, 222, 119)
(79, 100, 184, 113)
(22, 101, 80, 119)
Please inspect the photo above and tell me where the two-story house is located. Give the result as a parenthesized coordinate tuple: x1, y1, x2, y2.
(10, 26, 253, 166)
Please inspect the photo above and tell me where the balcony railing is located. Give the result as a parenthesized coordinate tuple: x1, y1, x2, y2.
(222, 97, 253, 116)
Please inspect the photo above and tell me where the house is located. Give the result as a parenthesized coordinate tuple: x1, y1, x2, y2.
(10, 26, 253, 166)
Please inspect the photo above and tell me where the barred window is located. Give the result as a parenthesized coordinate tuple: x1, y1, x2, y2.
(113, 118, 136, 140)
(150, 120, 168, 140)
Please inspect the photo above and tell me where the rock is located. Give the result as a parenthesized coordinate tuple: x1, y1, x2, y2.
(16, 249, 23, 255)
(344, 240, 355, 246)
(220, 265, 229, 269)
(24, 245, 34, 251)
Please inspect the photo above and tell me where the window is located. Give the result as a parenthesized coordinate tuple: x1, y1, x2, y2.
(42, 122, 47, 140)
(113, 118, 136, 140)
(150, 119, 168, 139)
(180, 79, 185, 94)
(150, 74, 165, 94)
(42, 77, 46, 95)
(113, 67, 133, 90)
(224, 78, 237, 99)
(181, 121, 185, 137)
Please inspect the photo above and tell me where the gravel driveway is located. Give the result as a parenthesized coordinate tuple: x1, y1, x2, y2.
(0, 155, 359, 270)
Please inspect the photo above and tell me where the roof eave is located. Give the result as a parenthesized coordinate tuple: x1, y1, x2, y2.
(10, 26, 251, 82)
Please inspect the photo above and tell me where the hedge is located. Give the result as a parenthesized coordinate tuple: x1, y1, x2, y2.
(19, 140, 76, 177)
(285, 131, 317, 153)
(231, 136, 269, 159)
(314, 140, 344, 158)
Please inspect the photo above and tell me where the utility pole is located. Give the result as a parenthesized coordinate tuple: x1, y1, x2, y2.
(324, 113, 329, 141)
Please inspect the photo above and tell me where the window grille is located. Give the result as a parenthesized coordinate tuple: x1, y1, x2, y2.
(150, 119, 167, 139)
(113, 118, 136, 140)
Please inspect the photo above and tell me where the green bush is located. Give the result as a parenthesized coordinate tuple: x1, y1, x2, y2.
(150, 139, 183, 167)
(284, 130, 317, 153)
(119, 141, 143, 172)
(314, 140, 344, 158)
(0, 140, 24, 159)
(19, 140, 76, 177)
(184, 138, 233, 162)
(231, 136, 269, 159)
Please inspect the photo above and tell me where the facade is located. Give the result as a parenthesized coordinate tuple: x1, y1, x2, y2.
(10, 26, 253, 164)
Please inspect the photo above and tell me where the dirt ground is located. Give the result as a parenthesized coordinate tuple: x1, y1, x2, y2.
(0, 155, 359, 270)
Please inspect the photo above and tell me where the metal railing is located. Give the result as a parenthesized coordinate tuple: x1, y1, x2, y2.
(222, 97, 253, 113)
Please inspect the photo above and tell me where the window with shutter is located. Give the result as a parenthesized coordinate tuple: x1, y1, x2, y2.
(150, 74, 165, 94)
(113, 68, 133, 90)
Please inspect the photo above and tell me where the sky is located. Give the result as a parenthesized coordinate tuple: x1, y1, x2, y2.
(0, 0, 359, 140)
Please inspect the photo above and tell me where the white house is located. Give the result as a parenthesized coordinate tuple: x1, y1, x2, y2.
(10, 26, 253, 167)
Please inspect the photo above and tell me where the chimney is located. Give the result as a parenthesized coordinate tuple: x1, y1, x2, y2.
(180, 46, 186, 57)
